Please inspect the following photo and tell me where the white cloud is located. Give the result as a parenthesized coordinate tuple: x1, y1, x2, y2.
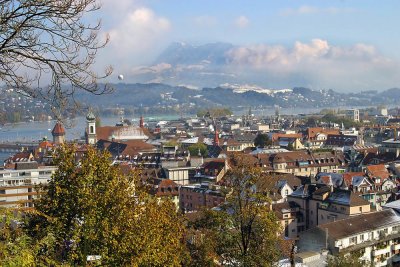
(280, 6, 356, 16)
(225, 39, 399, 91)
(234, 16, 249, 29)
(131, 63, 172, 75)
(108, 8, 170, 54)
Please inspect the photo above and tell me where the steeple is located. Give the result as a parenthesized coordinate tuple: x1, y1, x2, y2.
(139, 115, 144, 128)
(213, 125, 220, 146)
(52, 121, 66, 144)
(86, 110, 97, 145)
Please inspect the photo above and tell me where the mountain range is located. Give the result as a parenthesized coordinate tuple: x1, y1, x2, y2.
(76, 82, 400, 111)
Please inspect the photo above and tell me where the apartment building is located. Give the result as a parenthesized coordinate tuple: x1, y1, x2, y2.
(288, 185, 371, 232)
(179, 183, 226, 212)
(258, 150, 345, 176)
(0, 163, 56, 208)
(298, 209, 400, 267)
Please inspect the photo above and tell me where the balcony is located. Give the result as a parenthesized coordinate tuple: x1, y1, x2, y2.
(372, 246, 391, 256)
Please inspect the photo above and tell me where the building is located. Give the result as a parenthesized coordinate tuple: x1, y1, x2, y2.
(85, 112, 150, 145)
(51, 121, 65, 144)
(179, 183, 226, 212)
(0, 164, 56, 207)
(346, 109, 360, 122)
(258, 150, 345, 176)
(193, 159, 229, 183)
(288, 185, 371, 231)
(149, 178, 180, 209)
(297, 209, 400, 267)
(86, 111, 97, 145)
(272, 201, 300, 239)
(303, 127, 340, 149)
(163, 166, 196, 185)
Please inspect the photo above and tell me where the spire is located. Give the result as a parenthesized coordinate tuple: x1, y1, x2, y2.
(213, 125, 219, 146)
(140, 115, 144, 128)
(52, 121, 66, 144)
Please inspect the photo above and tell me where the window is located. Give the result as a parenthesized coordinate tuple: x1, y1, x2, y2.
(350, 236, 357, 244)
(90, 125, 94, 133)
(360, 234, 364, 241)
(359, 207, 362, 212)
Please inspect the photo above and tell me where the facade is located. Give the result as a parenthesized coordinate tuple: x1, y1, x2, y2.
(193, 159, 229, 183)
(86, 111, 97, 145)
(272, 201, 300, 239)
(303, 127, 340, 149)
(288, 185, 371, 232)
(346, 109, 360, 122)
(297, 209, 400, 267)
(51, 122, 66, 144)
(179, 183, 226, 212)
(259, 151, 345, 176)
(0, 165, 56, 207)
(164, 166, 196, 185)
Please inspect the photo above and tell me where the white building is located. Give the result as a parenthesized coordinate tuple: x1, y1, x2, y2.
(346, 109, 360, 122)
(0, 165, 56, 207)
(298, 209, 400, 266)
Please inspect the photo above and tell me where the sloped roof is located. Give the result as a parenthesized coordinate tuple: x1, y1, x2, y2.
(327, 189, 370, 206)
(52, 122, 65, 136)
(306, 127, 340, 139)
(366, 164, 390, 180)
(96, 126, 149, 141)
(342, 172, 365, 187)
(318, 209, 400, 240)
(38, 140, 54, 149)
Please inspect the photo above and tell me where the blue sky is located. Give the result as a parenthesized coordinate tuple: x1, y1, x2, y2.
(95, 0, 400, 91)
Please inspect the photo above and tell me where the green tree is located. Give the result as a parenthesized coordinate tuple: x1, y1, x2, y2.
(29, 145, 186, 266)
(197, 108, 233, 118)
(254, 133, 272, 148)
(188, 143, 208, 157)
(188, 155, 282, 266)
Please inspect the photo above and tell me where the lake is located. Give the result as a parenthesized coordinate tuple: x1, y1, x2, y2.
(0, 115, 181, 143)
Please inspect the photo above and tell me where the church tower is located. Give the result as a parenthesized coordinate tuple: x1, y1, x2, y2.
(86, 111, 97, 145)
(52, 121, 66, 144)
(139, 115, 144, 128)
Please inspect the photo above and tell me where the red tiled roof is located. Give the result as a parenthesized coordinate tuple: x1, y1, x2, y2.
(342, 172, 365, 186)
(38, 140, 54, 149)
(153, 179, 179, 197)
(51, 122, 65, 135)
(366, 164, 390, 180)
(271, 133, 302, 142)
(307, 127, 339, 140)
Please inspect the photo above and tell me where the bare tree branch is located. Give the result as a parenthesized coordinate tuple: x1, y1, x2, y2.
(0, 0, 113, 120)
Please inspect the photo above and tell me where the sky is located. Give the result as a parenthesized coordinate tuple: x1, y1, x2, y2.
(93, 0, 400, 92)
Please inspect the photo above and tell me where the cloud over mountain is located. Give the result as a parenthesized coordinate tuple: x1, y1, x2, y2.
(226, 39, 397, 90)
(127, 40, 400, 92)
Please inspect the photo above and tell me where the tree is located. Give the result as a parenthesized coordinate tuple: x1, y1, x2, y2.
(254, 133, 272, 148)
(28, 145, 186, 266)
(0, 0, 112, 117)
(188, 155, 282, 266)
(188, 143, 208, 157)
(197, 108, 233, 118)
